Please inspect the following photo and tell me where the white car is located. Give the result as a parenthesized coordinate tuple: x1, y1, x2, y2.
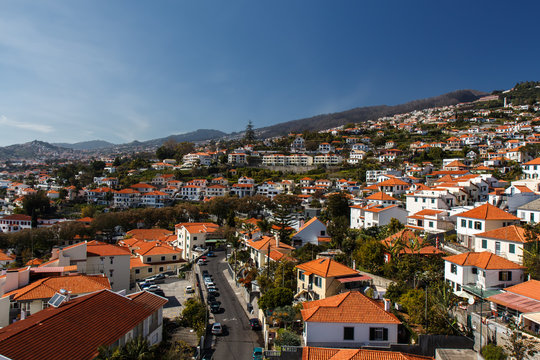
(185, 285, 195, 294)
(143, 285, 161, 292)
(205, 282, 215, 288)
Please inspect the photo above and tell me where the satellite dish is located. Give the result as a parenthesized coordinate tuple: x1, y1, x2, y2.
(468, 297, 475, 305)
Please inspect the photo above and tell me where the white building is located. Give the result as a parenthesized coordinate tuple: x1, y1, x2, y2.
(518, 197, 540, 224)
(291, 217, 329, 247)
(350, 204, 408, 230)
(522, 157, 540, 179)
(474, 225, 531, 265)
(174, 222, 220, 261)
(455, 203, 520, 249)
(301, 291, 401, 348)
(444, 251, 525, 298)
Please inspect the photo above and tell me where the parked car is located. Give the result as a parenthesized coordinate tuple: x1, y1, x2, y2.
(208, 288, 218, 295)
(253, 347, 263, 360)
(207, 251, 215, 257)
(194, 246, 205, 252)
(197, 259, 206, 266)
(146, 273, 165, 284)
(143, 285, 161, 292)
(139, 280, 155, 288)
(249, 318, 261, 330)
(211, 323, 223, 335)
(207, 285, 217, 292)
(185, 285, 195, 294)
(207, 294, 217, 303)
(202, 270, 209, 276)
(210, 302, 220, 313)
(205, 281, 215, 288)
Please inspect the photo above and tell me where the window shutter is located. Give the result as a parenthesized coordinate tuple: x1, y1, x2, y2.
(508, 272, 512, 281)
(499, 272, 503, 281)
(369, 328, 375, 341)
(383, 328, 388, 341)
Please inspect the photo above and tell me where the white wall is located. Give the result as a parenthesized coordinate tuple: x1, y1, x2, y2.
(304, 321, 398, 347)
(474, 237, 524, 265)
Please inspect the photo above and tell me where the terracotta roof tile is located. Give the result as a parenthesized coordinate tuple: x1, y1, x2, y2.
(365, 192, 398, 201)
(0, 289, 167, 360)
(475, 225, 531, 243)
(456, 204, 519, 221)
(443, 251, 524, 270)
(503, 279, 540, 301)
(301, 291, 400, 324)
(302, 347, 434, 360)
(297, 258, 357, 278)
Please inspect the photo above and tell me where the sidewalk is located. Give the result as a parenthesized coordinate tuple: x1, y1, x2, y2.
(221, 260, 259, 320)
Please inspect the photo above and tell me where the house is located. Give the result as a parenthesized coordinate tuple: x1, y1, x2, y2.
(256, 182, 282, 199)
(0, 289, 167, 360)
(517, 197, 540, 224)
(296, 258, 361, 301)
(0, 214, 32, 233)
(42, 241, 131, 292)
(228, 153, 248, 165)
(2, 274, 111, 321)
(301, 291, 401, 348)
(205, 184, 228, 198)
(486, 280, 540, 326)
(364, 192, 401, 206)
(291, 217, 329, 247)
(140, 191, 170, 208)
(503, 185, 540, 213)
(350, 204, 408, 230)
(231, 182, 256, 198)
(375, 178, 409, 197)
(174, 222, 220, 261)
(444, 252, 525, 299)
(247, 236, 295, 269)
(474, 225, 533, 265)
(126, 240, 184, 282)
(180, 184, 204, 201)
(406, 209, 454, 234)
(113, 188, 140, 208)
(302, 347, 434, 360)
(522, 157, 540, 179)
(455, 203, 520, 249)
(0, 250, 15, 268)
(130, 183, 156, 193)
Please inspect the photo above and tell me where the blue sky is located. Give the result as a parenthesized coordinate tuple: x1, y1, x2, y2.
(0, 1, 538, 146)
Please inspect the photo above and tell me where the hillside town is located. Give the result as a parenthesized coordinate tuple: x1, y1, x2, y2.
(0, 83, 540, 359)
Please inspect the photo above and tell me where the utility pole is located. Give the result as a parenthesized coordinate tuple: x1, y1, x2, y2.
(480, 288, 483, 350)
(425, 281, 428, 334)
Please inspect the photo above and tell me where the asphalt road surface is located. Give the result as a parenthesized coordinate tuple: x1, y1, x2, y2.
(205, 250, 263, 360)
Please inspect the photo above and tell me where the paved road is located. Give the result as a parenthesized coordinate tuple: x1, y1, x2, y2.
(205, 250, 263, 360)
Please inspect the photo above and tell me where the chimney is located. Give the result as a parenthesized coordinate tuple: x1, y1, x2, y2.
(275, 236, 279, 248)
(383, 298, 391, 312)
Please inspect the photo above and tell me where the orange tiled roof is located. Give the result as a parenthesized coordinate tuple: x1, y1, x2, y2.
(87, 241, 131, 257)
(297, 258, 357, 278)
(130, 257, 150, 269)
(3, 275, 111, 301)
(248, 236, 295, 251)
(365, 192, 398, 201)
(25, 258, 43, 266)
(475, 225, 531, 243)
(377, 178, 408, 186)
(0, 250, 15, 262)
(503, 279, 540, 301)
(524, 157, 540, 166)
(443, 251, 524, 270)
(293, 217, 324, 236)
(302, 347, 434, 360)
(0, 290, 167, 360)
(456, 203, 519, 221)
(134, 241, 182, 256)
(301, 291, 400, 324)
(175, 222, 220, 234)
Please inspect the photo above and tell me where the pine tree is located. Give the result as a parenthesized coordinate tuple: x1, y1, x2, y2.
(244, 120, 255, 143)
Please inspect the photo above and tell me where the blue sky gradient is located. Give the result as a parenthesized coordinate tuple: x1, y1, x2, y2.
(0, 1, 538, 145)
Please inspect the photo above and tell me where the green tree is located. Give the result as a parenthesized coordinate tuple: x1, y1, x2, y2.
(272, 194, 300, 243)
(274, 329, 301, 346)
(258, 287, 294, 311)
(353, 239, 385, 274)
(244, 120, 256, 143)
(22, 191, 53, 228)
(399, 288, 425, 324)
(481, 344, 507, 360)
(179, 298, 207, 337)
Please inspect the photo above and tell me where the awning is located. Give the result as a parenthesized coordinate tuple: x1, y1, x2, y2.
(487, 292, 540, 314)
(455, 290, 475, 301)
(523, 312, 540, 325)
(205, 239, 226, 243)
(337, 275, 372, 283)
(462, 285, 503, 299)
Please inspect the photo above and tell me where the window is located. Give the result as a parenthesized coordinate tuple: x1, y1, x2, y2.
(482, 239, 487, 249)
(415, 197, 418, 202)
(320, 230, 326, 236)
(531, 213, 535, 223)
(110, 257, 114, 265)
(343, 327, 354, 340)
(429, 221, 434, 228)
(161, 256, 166, 261)
(172, 255, 177, 260)
(314, 276, 322, 287)
(135, 269, 140, 274)
(451, 264, 457, 274)
(472, 267, 478, 274)
(499, 271, 512, 281)
(369, 327, 388, 341)
(422, 198, 426, 203)
(474, 222, 482, 230)
(159, 267, 164, 272)
(461, 219, 466, 227)
(468, 220, 473, 229)
(193, 236, 198, 241)
(431, 199, 435, 204)
(147, 257, 152, 262)
(509, 244, 515, 254)
(299, 271, 305, 281)
(148, 268, 153, 273)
